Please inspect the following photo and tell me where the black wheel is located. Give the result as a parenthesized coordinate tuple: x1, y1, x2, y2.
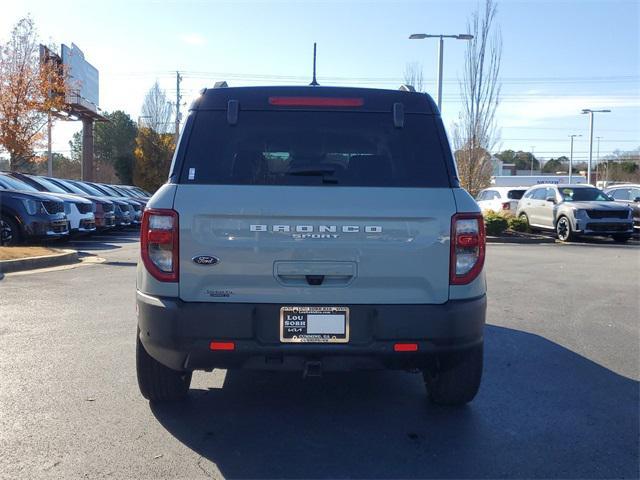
(555, 216, 575, 242)
(422, 343, 483, 406)
(136, 331, 191, 402)
(0, 215, 20, 246)
(518, 213, 531, 232)
(612, 234, 631, 243)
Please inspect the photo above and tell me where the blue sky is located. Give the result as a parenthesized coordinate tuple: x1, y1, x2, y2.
(2, 0, 639, 162)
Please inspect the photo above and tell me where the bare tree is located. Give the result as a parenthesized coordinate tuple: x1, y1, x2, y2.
(452, 0, 502, 195)
(140, 81, 173, 133)
(403, 62, 424, 92)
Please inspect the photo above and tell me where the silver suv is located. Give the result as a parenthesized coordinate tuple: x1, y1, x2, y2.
(135, 85, 487, 406)
(517, 184, 634, 242)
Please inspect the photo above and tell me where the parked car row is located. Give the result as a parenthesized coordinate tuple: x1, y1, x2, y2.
(476, 183, 638, 243)
(0, 171, 151, 246)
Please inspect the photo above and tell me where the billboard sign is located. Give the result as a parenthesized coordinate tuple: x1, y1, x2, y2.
(61, 43, 99, 111)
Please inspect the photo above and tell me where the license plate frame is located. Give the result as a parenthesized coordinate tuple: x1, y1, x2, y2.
(279, 306, 350, 343)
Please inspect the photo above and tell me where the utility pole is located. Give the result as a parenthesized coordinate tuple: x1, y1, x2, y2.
(47, 112, 53, 177)
(530, 146, 535, 175)
(582, 109, 610, 185)
(568, 134, 581, 183)
(175, 71, 182, 144)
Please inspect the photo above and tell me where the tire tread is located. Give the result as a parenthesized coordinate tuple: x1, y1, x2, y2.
(136, 333, 191, 402)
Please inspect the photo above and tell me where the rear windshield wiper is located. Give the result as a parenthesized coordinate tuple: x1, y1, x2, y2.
(286, 167, 336, 176)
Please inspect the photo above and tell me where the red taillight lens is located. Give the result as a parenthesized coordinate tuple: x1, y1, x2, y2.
(394, 343, 418, 352)
(502, 202, 510, 210)
(268, 96, 364, 107)
(450, 213, 486, 285)
(141, 208, 179, 282)
(210, 341, 235, 351)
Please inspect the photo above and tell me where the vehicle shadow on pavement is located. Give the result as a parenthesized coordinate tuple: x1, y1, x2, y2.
(150, 325, 639, 479)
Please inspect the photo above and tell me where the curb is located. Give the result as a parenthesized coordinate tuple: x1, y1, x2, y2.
(0, 249, 79, 274)
(487, 235, 556, 244)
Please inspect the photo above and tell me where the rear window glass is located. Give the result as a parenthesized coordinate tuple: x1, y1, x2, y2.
(178, 111, 450, 187)
(507, 189, 526, 199)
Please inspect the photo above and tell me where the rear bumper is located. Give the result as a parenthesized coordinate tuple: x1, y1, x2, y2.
(137, 292, 486, 372)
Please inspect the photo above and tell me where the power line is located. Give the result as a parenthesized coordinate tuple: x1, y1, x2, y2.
(104, 69, 640, 85)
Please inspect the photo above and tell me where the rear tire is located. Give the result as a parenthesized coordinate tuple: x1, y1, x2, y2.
(0, 215, 20, 246)
(612, 234, 631, 243)
(136, 331, 192, 402)
(555, 216, 575, 242)
(422, 343, 483, 406)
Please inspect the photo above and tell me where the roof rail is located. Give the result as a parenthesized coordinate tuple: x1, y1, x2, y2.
(398, 84, 416, 92)
(213, 81, 228, 88)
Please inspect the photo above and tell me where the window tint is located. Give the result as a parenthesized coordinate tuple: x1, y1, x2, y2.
(0, 175, 39, 192)
(559, 187, 611, 202)
(476, 191, 486, 201)
(507, 189, 526, 200)
(545, 188, 557, 201)
(71, 181, 105, 197)
(50, 178, 84, 194)
(531, 188, 548, 200)
(610, 189, 630, 200)
(28, 176, 67, 194)
(179, 110, 451, 187)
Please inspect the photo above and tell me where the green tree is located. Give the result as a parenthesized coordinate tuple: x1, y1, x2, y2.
(69, 131, 82, 163)
(95, 111, 137, 183)
(68, 110, 137, 183)
(29, 152, 80, 178)
(495, 150, 540, 171)
(542, 156, 569, 174)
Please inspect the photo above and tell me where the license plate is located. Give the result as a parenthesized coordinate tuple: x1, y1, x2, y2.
(280, 306, 349, 343)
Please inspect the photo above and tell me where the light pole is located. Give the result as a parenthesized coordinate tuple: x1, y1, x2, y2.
(409, 33, 473, 112)
(530, 146, 535, 175)
(581, 109, 610, 185)
(568, 134, 581, 183)
(595, 136, 602, 185)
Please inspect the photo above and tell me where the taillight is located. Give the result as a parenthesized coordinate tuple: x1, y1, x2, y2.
(450, 213, 485, 285)
(141, 208, 179, 282)
(502, 202, 510, 210)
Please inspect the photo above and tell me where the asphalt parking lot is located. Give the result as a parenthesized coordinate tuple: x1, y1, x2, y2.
(1, 232, 638, 479)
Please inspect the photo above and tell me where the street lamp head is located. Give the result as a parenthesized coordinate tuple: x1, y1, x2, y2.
(456, 34, 474, 40)
(409, 34, 428, 39)
(582, 108, 611, 114)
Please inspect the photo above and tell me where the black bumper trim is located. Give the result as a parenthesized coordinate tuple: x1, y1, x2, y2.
(137, 293, 486, 372)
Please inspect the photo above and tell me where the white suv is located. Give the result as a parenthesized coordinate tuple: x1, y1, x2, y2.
(476, 187, 527, 214)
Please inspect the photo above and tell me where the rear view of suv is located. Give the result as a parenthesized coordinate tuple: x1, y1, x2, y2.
(136, 85, 487, 406)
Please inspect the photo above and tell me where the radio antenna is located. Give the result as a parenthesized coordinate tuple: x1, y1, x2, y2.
(310, 42, 319, 86)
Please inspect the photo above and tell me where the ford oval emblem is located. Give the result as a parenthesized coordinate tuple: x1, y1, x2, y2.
(192, 255, 219, 265)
